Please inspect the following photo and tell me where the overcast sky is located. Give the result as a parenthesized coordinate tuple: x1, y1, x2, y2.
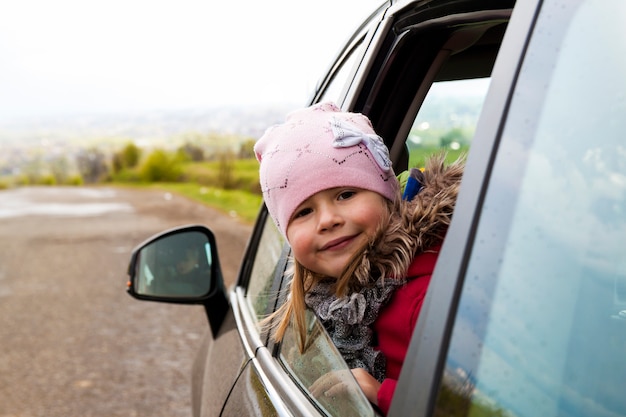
(0, 0, 383, 124)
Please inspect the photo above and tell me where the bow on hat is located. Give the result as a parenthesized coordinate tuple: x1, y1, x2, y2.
(330, 117, 393, 172)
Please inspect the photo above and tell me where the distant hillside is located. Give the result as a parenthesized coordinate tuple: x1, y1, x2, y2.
(0, 104, 297, 147)
(0, 95, 485, 147)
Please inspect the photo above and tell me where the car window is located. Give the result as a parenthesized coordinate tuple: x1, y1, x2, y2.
(245, 215, 286, 324)
(407, 78, 490, 168)
(280, 309, 376, 417)
(436, 0, 626, 416)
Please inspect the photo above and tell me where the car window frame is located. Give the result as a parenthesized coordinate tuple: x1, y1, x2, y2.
(278, 309, 377, 416)
(227, 205, 320, 415)
(343, 3, 514, 174)
(229, 203, 289, 352)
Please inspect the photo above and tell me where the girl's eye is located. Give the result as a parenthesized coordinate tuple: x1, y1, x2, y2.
(338, 190, 356, 201)
(293, 207, 313, 219)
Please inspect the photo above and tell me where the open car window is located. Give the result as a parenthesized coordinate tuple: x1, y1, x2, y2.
(407, 78, 490, 168)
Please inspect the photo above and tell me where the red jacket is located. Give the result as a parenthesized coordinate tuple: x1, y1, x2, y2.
(373, 245, 440, 415)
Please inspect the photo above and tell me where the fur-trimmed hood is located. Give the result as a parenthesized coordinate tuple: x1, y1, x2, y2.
(349, 153, 465, 290)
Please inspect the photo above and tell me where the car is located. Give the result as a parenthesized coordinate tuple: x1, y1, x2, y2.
(126, 0, 626, 416)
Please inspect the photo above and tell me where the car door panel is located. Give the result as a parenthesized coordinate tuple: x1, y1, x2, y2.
(221, 360, 279, 417)
(192, 307, 250, 417)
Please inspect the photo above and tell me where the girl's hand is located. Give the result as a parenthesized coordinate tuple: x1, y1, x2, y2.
(351, 368, 381, 405)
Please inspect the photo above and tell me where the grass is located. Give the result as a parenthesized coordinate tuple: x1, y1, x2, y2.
(408, 146, 469, 169)
(180, 158, 261, 194)
(147, 182, 263, 224)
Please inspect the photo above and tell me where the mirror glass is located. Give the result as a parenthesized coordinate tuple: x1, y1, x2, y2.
(134, 230, 213, 298)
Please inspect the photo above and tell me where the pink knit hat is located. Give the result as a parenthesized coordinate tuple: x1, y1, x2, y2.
(254, 102, 398, 238)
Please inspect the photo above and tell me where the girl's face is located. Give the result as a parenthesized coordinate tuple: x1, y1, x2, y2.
(286, 187, 388, 279)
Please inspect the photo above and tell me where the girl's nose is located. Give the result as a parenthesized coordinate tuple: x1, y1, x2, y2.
(318, 212, 344, 232)
(317, 205, 343, 232)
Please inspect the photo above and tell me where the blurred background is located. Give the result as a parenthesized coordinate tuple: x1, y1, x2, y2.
(0, 0, 382, 191)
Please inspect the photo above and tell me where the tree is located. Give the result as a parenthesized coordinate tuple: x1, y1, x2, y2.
(440, 128, 470, 149)
(76, 148, 109, 183)
(217, 151, 235, 189)
(122, 142, 141, 168)
(178, 143, 204, 162)
(50, 156, 71, 184)
(139, 149, 182, 182)
(238, 139, 256, 159)
(112, 142, 141, 174)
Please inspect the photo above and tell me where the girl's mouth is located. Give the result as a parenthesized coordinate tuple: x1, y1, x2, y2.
(320, 235, 357, 251)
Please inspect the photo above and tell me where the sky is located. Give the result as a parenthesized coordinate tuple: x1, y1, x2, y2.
(0, 0, 383, 124)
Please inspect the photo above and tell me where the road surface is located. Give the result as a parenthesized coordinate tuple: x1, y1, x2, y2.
(0, 186, 253, 417)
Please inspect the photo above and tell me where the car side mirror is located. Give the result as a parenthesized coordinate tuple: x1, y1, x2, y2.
(126, 225, 228, 336)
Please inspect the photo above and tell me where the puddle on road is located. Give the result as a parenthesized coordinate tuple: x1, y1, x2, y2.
(0, 187, 134, 218)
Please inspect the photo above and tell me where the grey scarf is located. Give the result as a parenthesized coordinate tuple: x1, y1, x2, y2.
(305, 277, 405, 382)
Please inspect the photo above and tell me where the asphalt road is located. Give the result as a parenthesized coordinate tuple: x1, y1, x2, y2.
(0, 186, 253, 417)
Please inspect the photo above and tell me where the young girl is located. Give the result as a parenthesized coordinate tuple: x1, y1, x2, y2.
(254, 102, 463, 415)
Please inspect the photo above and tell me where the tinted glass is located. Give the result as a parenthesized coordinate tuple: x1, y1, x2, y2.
(437, 1, 626, 416)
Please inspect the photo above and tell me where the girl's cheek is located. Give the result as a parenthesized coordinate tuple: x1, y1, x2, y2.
(288, 229, 305, 250)
(287, 219, 312, 242)
(286, 227, 304, 250)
